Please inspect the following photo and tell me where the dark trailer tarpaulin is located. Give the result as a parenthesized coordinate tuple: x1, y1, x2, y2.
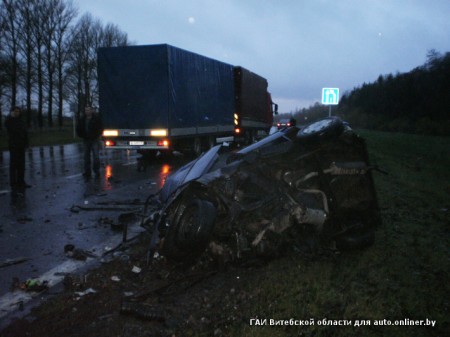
(97, 44, 235, 131)
(234, 67, 271, 125)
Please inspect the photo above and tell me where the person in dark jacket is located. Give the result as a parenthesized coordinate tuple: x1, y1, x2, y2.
(76, 105, 103, 178)
(5, 106, 30, 191)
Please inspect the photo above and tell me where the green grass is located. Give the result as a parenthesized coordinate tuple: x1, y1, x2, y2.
(225, 129, 450, 337)
(0, 127, 79, 150)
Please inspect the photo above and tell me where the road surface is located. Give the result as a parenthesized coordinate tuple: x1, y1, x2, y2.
(0, 143, 184, 321)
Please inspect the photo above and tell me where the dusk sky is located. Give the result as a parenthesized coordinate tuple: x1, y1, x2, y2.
(76, 0, 450, 114)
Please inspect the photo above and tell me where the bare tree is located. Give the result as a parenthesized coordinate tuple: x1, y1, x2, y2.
(1, 0, 129, 129)
(41, 0, 61, 127)
(1, 0, 20, 108)
(66, 13, 129, 119)
(90, 22, 128, 103)
(101, 22, 128, 47)
(0, 4, 6, 128)
(31, 0, 45, 128)
(16, 0, 38, 127)
(53, 0, 77, 127)
(0, 53, 7, 130)
(66, 13, 97, 119)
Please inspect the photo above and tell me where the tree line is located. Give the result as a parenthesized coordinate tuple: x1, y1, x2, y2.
(287, 50, 450, 136)
(0, 0, 129, 129)
(336, 50, 450, 136)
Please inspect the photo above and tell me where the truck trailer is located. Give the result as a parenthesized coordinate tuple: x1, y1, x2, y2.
(98, 44, 277, 156)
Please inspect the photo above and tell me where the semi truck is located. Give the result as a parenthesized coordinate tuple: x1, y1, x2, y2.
(98, 44, 277, 156)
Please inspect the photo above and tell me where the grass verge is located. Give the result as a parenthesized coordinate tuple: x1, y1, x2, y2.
(225, 129, 450, 337)
(0, 127, 79, 151)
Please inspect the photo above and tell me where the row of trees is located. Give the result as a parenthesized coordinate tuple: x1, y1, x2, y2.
(335, 50, 450, 135)
(286, 50, 450, 136)
(0, 0, 129, 129)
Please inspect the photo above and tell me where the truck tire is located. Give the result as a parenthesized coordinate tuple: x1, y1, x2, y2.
(296, 116, 344, 142)
(245, 130, 256, 145)
(161, 199, 217, 262)
(192, 137, 202, 157)
(206, 136, 215, 150)
(137, 149, 157, 158)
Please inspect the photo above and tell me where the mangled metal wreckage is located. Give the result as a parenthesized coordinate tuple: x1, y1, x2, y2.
(145, 117, 381, 263)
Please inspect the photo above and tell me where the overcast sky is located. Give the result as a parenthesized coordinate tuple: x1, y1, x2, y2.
(76, 0, 450, 114)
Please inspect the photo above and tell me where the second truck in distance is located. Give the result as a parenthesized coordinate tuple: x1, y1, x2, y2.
(98, 44, 278, 156)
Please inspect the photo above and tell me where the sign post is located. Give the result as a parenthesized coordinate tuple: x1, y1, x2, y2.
(321, 88, 339, 116)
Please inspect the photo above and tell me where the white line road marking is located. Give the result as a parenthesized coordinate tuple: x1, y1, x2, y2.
(0, 222, 145, 320)
(0, 259, 86, 319)
(122, 161, 138, 166)
(65, 173, 82, 179)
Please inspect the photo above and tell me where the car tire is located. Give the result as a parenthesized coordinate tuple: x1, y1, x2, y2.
(296, 116, 344, 142)
(161, 198, 216, 262)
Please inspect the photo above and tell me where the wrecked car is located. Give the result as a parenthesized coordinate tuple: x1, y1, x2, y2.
(145, 117, 381, 263)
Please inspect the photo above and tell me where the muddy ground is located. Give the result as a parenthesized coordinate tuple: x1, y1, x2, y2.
(0, 232, 291, 337)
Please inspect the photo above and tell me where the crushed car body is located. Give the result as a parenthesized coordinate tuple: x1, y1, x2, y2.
(145, 117, 381, 263)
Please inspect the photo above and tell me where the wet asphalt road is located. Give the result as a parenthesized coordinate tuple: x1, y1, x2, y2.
(0, 143, 183, 300)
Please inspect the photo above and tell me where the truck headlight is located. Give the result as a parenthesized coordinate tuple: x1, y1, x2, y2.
(103, 130, 119, 137)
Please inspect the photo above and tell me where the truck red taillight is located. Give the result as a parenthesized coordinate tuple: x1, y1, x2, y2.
(157, 140, 170, 147)
(105, 140, 116, 147)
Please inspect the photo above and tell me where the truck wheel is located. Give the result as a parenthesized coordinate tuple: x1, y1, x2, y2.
(137, 150, 157, 171)
(206, 136, 215, 150)
(245, 130, 256, 145)
(296, 117, 344, 142)
(161, 199, 217, 262)
(192, 137, 202, 157)
(137, 149, 157, 158)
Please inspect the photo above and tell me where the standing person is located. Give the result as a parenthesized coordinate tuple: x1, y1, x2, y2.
(5, 106, 30, 191)
(76, 105, 103, 178)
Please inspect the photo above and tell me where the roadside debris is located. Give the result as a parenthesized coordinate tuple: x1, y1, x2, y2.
(16, 216, 33, 223)
(64, 244, 98, 261)
(70, 204, 141, 213)
(0, 257, 29, 268)
(10, 277, 48, 292)
(98, 217, 114, 226)
(143, 117, 382, 264)
(61, 273, 90, 290)
(74, 288, 97, 299)
(120, 301, 166, 322)
(23, 279, 49, 292)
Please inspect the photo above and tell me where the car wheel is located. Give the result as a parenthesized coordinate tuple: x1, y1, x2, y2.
(161, 199, 217, 262)
(296, 116, 344, 142)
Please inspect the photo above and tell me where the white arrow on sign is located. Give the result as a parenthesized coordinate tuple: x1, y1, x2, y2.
(322, 88, 339, 105)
